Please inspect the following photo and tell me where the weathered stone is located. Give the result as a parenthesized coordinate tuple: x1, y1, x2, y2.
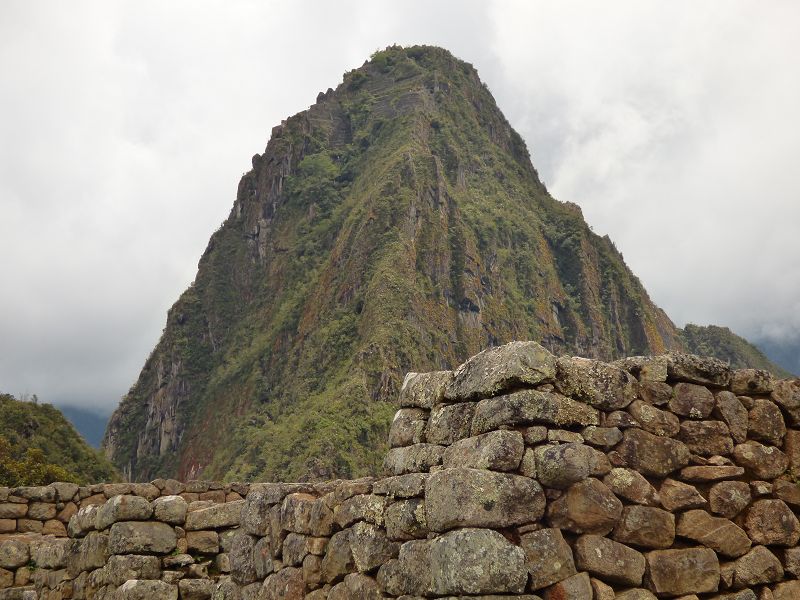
(714, 391, 749, 444)
(555, 356, 638, 410)
(628, 400, 680, 436)
(523, 425, 549, 443)
(542, 572, 592, 600)
(616, 428, 691, 477)
(152, 495, 188, 525)
(771, 379, 800, 425)
(184, 500, 243, 531)
(426, 403, 475, 445)
(13, 486, 55, 502)
(680, 465, 746, 482)
(733, 441, 788, 479)
(747, 398, 786, 446)
(590, 577, 616, 600)
(676, 510, 751, 558)
(108, 521, 176, 554)
(613, 506, 675, 549)
(774, 581, 800, 600)
(15, 519, 41, 534)
(350, 521, 399, 573)
(29, 537, 70, 569)
(321, 529, 355, 583)
(442, 430, 524, 471)
(520, 528, 576, 590)
(614, 355, 669, 383)
(546, 478, 623, 535)
(574, 534, 645, 585)
(383, 444, 444, 476)
(388, 408, 428, 447)
(670, 383, 716, 418)
(615, 589, 658, 600)
(715, 591, 757, 600)
(709, 481, 751, 518)
(179, 579, 215, 600)
(117, 580, 177, 600)
(731, 369, 774, 395)
(744, 499, 800, 546)
(384, 498, 427, 540)
(0, 540, 29, 569)
(399, 370, 453, 409)
(605, 410, 640, 428)
(282, 532, 309, 566)
(95, 494, 152, 530)
(667, 353, 731, 387)
(444, 341, 557, 401)
(186, 530, 219, 554)
(333, 494, 386, 528)
(105, 555, 161, 586)
(784, 547, 800, 578)
(375, 540, 428, 595)
(534, 442, 608, 489)
(428, 528, 526, 595)
(426, 467, 544, 531)
(582, 425, 623, 448)
(678, 420, 734, 456)
(519, 447, 537, 478)
(66, 531, 109, 575)
(42, 519, 67, 536)
(773, 478, 800, 507)
(0, 519, 14, 533)
(548, 429, 584, 443)
(261, 567, 305, 600)
(733, 546, 783, 587)
(471, 389, 599, 436)
(328, 573, 381, 600)
(253, 537, 273, 579)
(25, 502, 55, 520)
(372, 473, 427, 498)
(603, 468, 659, 506)
(0, 504, 27, 519)
(229, 533, 258, 585)
(645, 547, 720, 596)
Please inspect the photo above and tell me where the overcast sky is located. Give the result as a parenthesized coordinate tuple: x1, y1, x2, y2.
(1, 1, 799, 413)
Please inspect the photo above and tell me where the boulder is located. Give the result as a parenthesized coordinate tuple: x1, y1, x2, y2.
(425, 468, 544, 531)
(733, 441, 788, 479)
(747, 398, 786, 446)
(398, 370, 452, 409)
(744, 499, 800, 546)
(612, 505, 675, 549)
(442, 429, 524, 471)
(732, 545, 783, 587)
(555, 356, 638, 409)
(546, 478, 623, 535)
(95, 495, 153, 530)
(615, 428, 691, 477)
(444, 341, 556, 401)
(678, 420, 734, 456)
(520, 528, 577, 590)
(426, 403, 474, 445)
(669, 383, 715, 418)
(152, 495, 188, 525)
(534, 442, 609, 489)
(574, 534, 645, 586)
(666, 353, 731, 387)
(184, 500, 244, 531)
(108, 521, 176, 555)
(731, 368, 774, 395)
(645, 547, 720, 596)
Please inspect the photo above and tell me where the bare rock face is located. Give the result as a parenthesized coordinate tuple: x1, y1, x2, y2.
(546, 478, 623, 535)
(746, 398, 786, 446)
(574, 534, 645, 586)
(612, 506, 675, 549)
(669, 383, 716, 419)
(471, 389, 600, 435)
(428, 528, 527, 595)
(534, 442, 609, 489)
(733, 441, 788, 479)
(616, 428, 691, 477)
(733, 545, 784, 587)
(676, 510, 752, 558)
(603, 468, 660, 506)
(644, 547, 720, 596)
(555, 356, 639, 410)
(425, 468, 545, 531)
(444, 341, 557, 401)
(520, 528, 577, 590)
(442, 430, 524, 471)
(744, 499, 800, 546)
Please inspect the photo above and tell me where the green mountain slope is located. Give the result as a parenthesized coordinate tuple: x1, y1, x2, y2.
(0, 393, 119, 485)
(103, 46, 785, 483)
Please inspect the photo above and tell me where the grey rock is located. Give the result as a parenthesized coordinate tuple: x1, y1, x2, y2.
(229, 533, 258, 585)
(442, 430, 524, 471)
(666, 353, 731, 387)
(520, 528, 576, 590)
(184, 500, 244, 530)
(383, 444, 444, 476)
(425, 467, 544, 531)
(108, 521, 176, 554)
(534, 442, 609, 489)
(0, 540, 29, 569)
(555, 356, 638, 409)
(582, 425, 623, 448)
(152, 495, 188, 525)
(179, 578, 215, 600)
(117, 580, 177, 600)
(399, 370, 453, 409)
(350, 521, 399, 573)
(95, 494, 152, 530)
(371, 473, 427, 498)
(574, 534, 646, 586)
(388, 408, 428, 447)
(384, 498, 427, 540)
(105, 554, 161, 586)
(426, 402, 475, 445)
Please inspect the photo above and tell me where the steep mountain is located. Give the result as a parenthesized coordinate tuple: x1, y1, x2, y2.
(103, 45, 783, 483)
(0, 393, 119, 485)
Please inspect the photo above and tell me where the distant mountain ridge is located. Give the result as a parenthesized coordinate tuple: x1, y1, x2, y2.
(103, 45, 788, 483)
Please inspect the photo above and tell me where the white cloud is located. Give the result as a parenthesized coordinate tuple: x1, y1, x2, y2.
(1, 1, 798, 411)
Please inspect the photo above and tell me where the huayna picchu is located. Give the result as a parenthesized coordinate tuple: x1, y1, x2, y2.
(102, 45, 787, 483)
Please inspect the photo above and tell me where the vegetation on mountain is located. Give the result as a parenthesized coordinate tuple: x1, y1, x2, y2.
(103, 45, 789, 484)
(0, 393, 119, 486)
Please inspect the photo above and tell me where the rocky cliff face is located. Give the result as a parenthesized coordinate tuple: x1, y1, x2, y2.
(102, 45, 781, 483)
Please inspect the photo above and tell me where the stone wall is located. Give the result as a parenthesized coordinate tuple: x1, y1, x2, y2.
(3, 341, 800, 599)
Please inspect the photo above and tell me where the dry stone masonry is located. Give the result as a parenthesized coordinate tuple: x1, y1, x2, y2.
(3, 340, 800, 599)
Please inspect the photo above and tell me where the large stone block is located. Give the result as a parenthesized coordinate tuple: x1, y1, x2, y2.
(744, 499, 800, 546)
(714, 391, 749, 444)
(645, 547, 720, 596)
(388, 408, 428, 447)
(542, 572, 592, 600)
(444, 340, 556, 401)
(546, 478, 623, 535)
(229, 533, 258, 585)
(108, 521, 176, 555)
(603, 468, 660, 506)
(105, 554, 161, 586)
(471, 389, 599, 436)
(350, 521, 399, 573)
(612, 505, 675, 549)
(708, 481, 751, 518)
(520, 528, 576, 590)
(733, 545, 783, 587)
(428, 528, 527, 595)
(384, 498, 427, 541)
(666, 353, 731, 387)
(669, 383, 715, 418)
(0, 540, 29, 569)
(383, 444, 444, 476)
(398, 370, 453, 409)
(117, 580, 177, 600)
(555, 356, 638, 409)
(152, 495, 188, 525)
(772, 379, 800, 425)
(95, 494, 153, 530)
(678, 420, 734, 456)
(574, 534, 645, 586)
(184, 500, 244, 531)
(426, 402, 475, 445)
(615, 428, 691, 477)
(425, 468, 544, 531)
(442, 430, 524, 471)
(627, 400, 680, 436)
(733, 441, 788, 479)
(747, 398, 786, 446)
